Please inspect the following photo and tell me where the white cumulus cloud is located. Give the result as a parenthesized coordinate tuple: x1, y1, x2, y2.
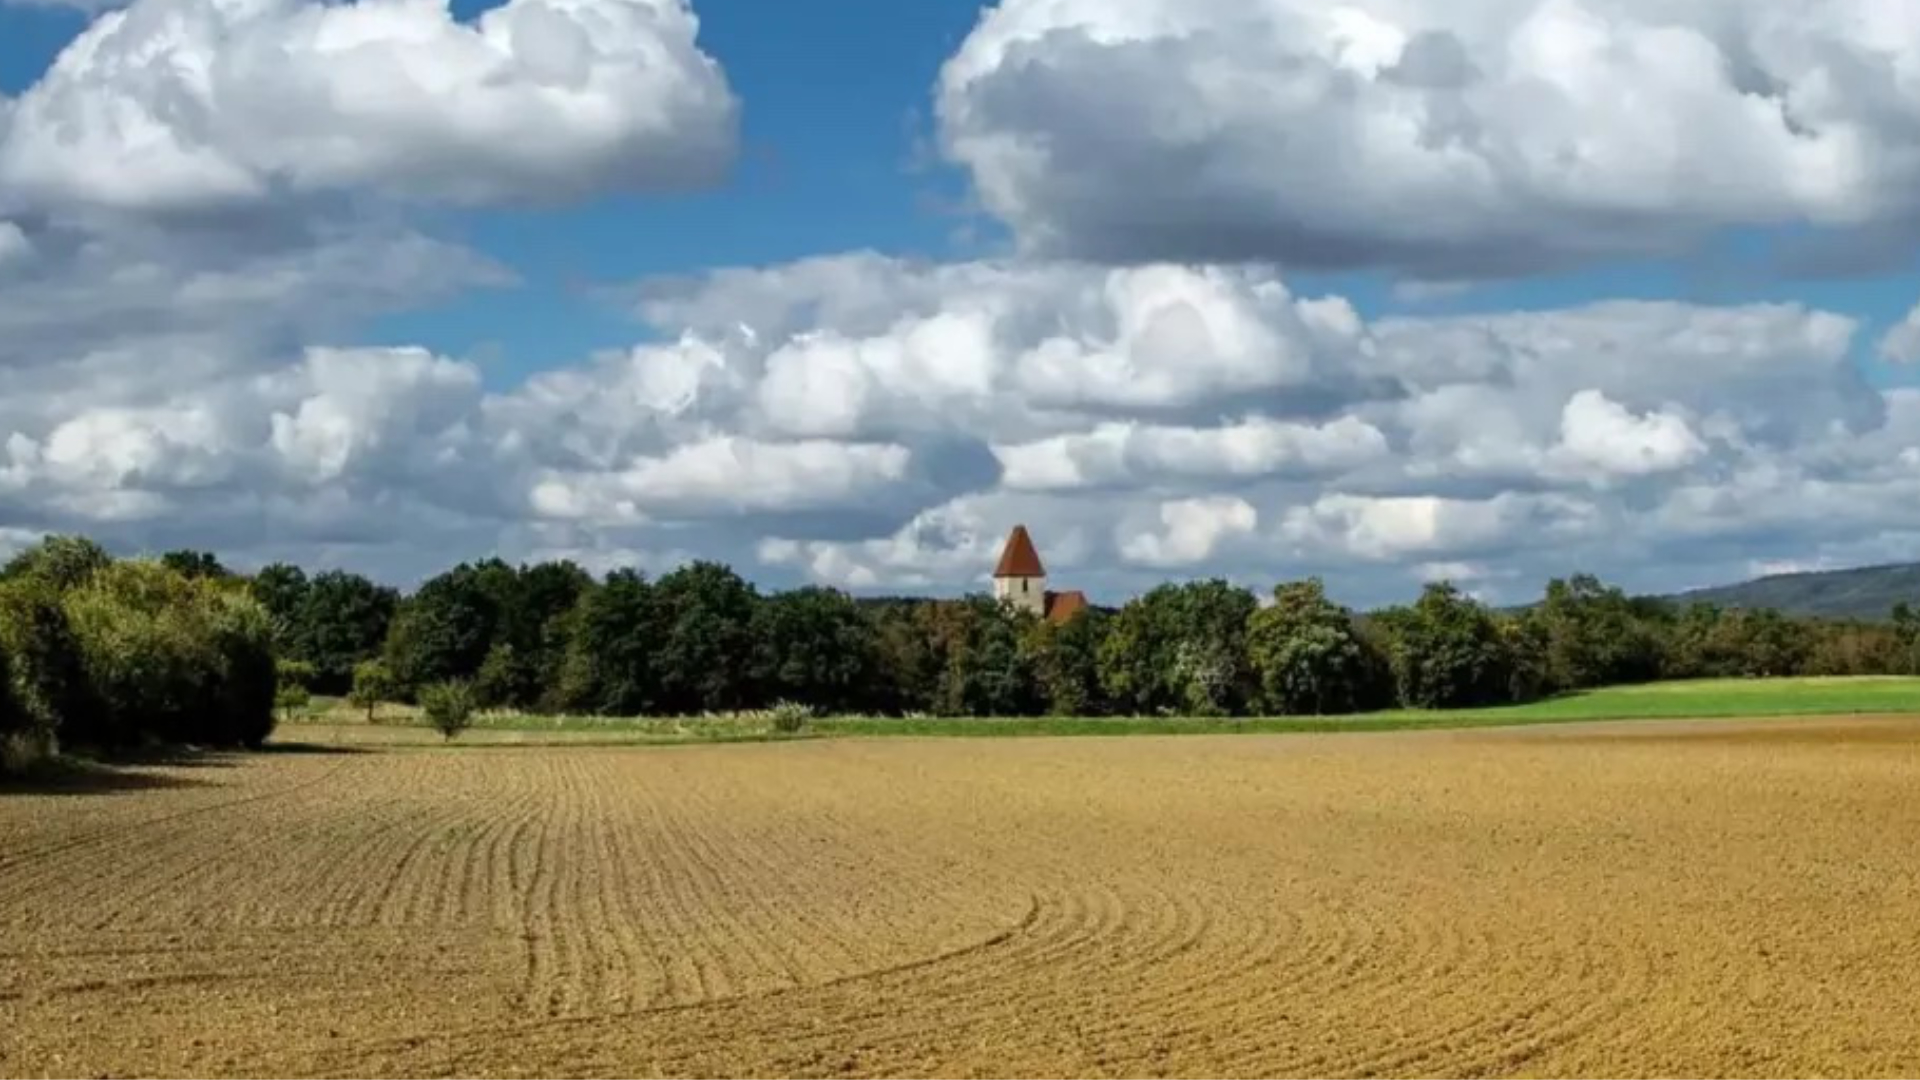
(0, 0, 737, 215)
(938, 0, 1920, 274)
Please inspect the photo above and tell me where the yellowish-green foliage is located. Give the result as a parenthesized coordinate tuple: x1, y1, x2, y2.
(57, 559, 277, 750)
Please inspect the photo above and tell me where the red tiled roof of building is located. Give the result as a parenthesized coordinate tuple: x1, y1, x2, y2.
(1045, 590, 1088, 625)
(993, 524, 1045, 578)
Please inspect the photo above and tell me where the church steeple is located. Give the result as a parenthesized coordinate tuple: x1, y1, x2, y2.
(992, 525, 1047, 616)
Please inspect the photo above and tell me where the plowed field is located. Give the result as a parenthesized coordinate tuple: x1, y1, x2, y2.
(5, 717, 1920, 1077)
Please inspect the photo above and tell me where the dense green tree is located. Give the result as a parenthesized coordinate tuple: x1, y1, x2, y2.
(61, 560, 275, 748)
(1021, 607, 1108, 716)
(866, 601, 942, 714)
(555, 571, 660, 715)
(651, 562, 759, 714)
(751, 586, 878, 713)
(1893, 603, 1920, 675)
(2, 535, 111, 591)
(0, 577, 91, 749)
(295, 571, 397, 692)
(490, 560, 594, 708)
(960, 597, 1043, 716)
(1804, 620, 1903, 676)
(382, 563, 502, 692)
(249, 563, 310, 648)
(1375, 582, 1513, 709)
(1098, 580, 1256, 715)
(1501, 612, 1554, 705)
(1246, 579, 1385, 715)
(1535, 574, 1662, 691)
(473, 643, 521, 708)
(161, 550, 228, 581)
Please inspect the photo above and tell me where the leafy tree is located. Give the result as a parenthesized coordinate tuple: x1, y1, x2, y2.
(502, 561, 594, 709)
(1376, 582, 1513, 709)
(382, 563, 501, 693)
(1805, 620, 1903, 676)
(651, 562, 759, 713)
(204, 590, 278, 748)
(250, 562, 310, 649)
(348, 659, 399, 723)
(960, 597, 1042, 716)
(1535, 574, 1662, 691)
(274, 678, 312, 720)
(751, 587, 878, 713)
(865, 601, 944, 714)
(554, 571, 660, 715)
(1021, 607, 1108, 716)
(61, 560, 275, 748)
(1246, 579, 1383, 715)
(0, 577, 91, 748)
(161, 550, 228, 581)
(2, 535, 111, 591)
(473, 643, 522, 708)
(1098, 580, 1256, 715)
(419, 680, 476, 741)
(1500, 613, 1553, 704)
(1893, 603, 1920, 675)
(295, 571, 398, 692)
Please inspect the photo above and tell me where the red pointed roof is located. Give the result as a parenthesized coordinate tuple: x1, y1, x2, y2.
(1045, 590, 1088, 625)
(993, 524, 1045, 578)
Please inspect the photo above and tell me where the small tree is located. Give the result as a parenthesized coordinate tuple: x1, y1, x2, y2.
(274, 658, 316, 721)
(274, 681, 312, 721)
(347, 659, 398, 723)
(419, 680, 475, 741)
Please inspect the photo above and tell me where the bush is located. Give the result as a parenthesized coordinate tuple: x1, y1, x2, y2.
(769, 699, 813, 734)
(208, 590, 278, 748)
(0, 578, 92, 748)
(419, 680, 476, 741)
(61, 560, 276, 749)
(63, 561, 214, 747)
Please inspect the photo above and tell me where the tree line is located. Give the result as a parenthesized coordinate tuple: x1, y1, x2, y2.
(8, 535, 1920, 765)
(0, 538, 275, 767)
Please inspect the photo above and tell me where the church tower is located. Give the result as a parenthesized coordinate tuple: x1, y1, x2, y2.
(992, 524, 1047, 617)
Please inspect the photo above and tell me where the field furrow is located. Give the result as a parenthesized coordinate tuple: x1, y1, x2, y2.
(6, 718, 1920, 1078)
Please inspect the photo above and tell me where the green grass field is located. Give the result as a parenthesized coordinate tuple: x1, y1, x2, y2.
(281, 676, 1920, 747)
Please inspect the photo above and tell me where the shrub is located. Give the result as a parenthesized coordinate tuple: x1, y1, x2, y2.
(275, 682, 312, 720)
(419, 680, 476, 741)
(208, 589, 278, 748)
(0, 578, 91, 748)
(60, 560, 276, 749)
(63, 561, 214, 747)
(769, 699, 813, 734)
(347, 660, 398, 723)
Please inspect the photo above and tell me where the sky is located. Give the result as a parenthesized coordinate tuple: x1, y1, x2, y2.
(6, 0, 1920, 609)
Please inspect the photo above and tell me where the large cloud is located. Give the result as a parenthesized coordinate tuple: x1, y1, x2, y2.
(6, 246, 1920, 602)
(937, 0, 1920, 275)
(0, 0, 737, 215)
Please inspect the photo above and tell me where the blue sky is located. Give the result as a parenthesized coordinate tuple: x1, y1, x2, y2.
(371, 0, 996, 383)
(5, 0, 1920, 604)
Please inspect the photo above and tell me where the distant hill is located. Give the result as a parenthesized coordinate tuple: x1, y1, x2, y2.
(1662, 562, 1920, 621)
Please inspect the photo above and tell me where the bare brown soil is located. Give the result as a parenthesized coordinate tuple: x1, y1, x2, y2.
(4, 717, 1920, 1078)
